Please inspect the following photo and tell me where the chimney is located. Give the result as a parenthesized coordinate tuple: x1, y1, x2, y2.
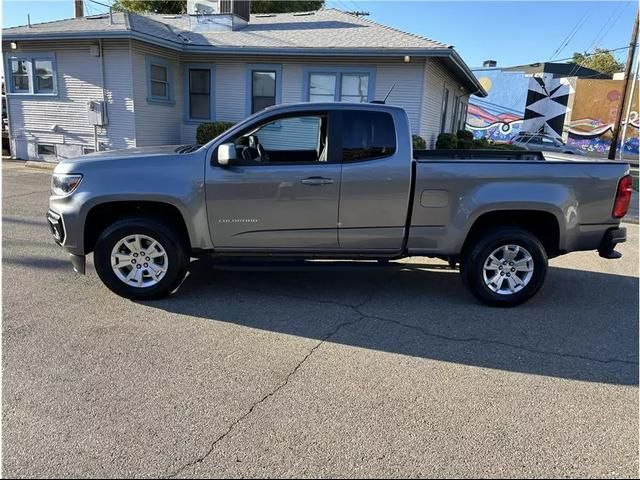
(483, 60, 497, 68)
(74, 0, 84, 18)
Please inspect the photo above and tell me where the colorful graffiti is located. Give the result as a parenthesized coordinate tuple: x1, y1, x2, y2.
(468, 69, 639, 156)
(466, 70, 528, 141)
(564, 79, 639, 155)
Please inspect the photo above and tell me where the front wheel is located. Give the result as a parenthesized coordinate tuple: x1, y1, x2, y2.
(460, 227, 548, 307)
(93, 217, 189, 300)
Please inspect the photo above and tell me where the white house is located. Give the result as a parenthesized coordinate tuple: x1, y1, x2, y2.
(2, 1, 486, 161)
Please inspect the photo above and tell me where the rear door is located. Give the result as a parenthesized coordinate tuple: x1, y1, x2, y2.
(337, 109, 413, 251)
(205, 111, 342, 250)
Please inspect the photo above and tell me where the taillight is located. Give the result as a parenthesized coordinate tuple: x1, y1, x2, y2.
(613, 175, 633, 218)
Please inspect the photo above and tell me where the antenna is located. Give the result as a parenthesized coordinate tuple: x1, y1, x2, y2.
(370, 84, 395, 104)
(383, 84, 396, 103)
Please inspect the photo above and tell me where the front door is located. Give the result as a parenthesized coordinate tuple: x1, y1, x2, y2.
(205, 111, 341, 251)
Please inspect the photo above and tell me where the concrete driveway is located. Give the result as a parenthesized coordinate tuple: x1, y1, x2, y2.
(2, 161, 638, 478)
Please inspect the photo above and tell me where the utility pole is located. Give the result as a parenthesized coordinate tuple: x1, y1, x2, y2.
(74, 0, 84, 18)
(608, 8, 638, 160)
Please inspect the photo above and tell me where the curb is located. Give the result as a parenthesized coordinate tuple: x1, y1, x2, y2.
(24, 161, 56, 171)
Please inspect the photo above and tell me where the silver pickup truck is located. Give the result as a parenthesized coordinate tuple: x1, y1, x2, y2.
(48, 103, 631, 306)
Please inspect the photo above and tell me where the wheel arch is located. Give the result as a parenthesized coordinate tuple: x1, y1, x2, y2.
(460, 208, 562, 259)
(83, 200, 193, 255)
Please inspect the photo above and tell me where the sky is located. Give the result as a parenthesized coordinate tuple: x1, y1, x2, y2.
(2, 0, 636, 69)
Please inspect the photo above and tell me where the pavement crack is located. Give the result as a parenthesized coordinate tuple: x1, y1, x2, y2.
(164, 315, 364, 478)
(366, 314, 639, 366)
(231, 284, 636, 366)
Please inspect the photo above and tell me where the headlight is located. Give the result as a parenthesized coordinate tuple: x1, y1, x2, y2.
(51, 174, 83, 196)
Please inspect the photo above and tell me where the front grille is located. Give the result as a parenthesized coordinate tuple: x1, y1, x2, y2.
(47, 210, 65, 244)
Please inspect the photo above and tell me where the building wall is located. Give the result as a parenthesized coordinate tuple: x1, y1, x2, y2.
(564, 78, 639, 156)
(177, 53, 426, 144)
(5, 38, 474, 158)
(420, 58, 469, 148)
(466, 69, 528, 141)
(131, 41, 183, 147)
(4, 39, 135, 160)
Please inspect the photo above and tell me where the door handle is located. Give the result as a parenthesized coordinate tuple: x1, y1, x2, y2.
(301, 177, 334, 186)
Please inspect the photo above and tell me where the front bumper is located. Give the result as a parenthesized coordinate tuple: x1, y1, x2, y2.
(598, 227, 626, 259)
(47, 208, 86, 274)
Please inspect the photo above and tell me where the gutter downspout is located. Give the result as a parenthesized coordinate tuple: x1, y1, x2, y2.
(96, 38, 107, 152)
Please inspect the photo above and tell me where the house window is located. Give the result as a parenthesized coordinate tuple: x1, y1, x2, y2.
(146, 56, 173, 103)
(7, 55, 57, 95)
(307, 69, 374, 103)
(246, 65, 282, 116)
(340, 74, 369, 103)
(35, 59, 54, 93)
(309, 73, 337, 102)
(83, 146, 95, 155)
(150, 64, 169, 98)
(10, 59, 30, 92)
(251, 70, 277, 113)
(184, 64, 215, 121)
(440, 87, 450, 133)
(189, 69, 211, 119)
(37, 144, 56, 157)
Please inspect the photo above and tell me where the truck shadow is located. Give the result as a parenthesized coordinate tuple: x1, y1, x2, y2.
(148, 259, 639, 386)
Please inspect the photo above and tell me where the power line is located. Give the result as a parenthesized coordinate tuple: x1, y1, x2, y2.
(86, 0, 113, 10)
(588, 2, 630, 53)
(549, 11, 590, 61)
(472, 45, 634, 72)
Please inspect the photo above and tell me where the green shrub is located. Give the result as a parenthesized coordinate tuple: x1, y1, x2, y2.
(196, 121, 236, 145)
(412, 134, 426, 150)
(435, 133, 458, 149)
(473, 137, 490, 148)
(456, 129, 474, 149)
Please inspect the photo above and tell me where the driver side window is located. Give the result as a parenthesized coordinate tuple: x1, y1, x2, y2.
(232, 114, 328, 165)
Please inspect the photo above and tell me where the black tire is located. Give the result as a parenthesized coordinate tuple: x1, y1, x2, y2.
(460, 227, 547, 307)
(93, 217, 189, 300)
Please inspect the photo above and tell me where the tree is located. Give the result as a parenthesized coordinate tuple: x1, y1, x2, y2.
(113, 0, 324, 15)
(571, 48, 624, 76)
(114, 1, 186, 14)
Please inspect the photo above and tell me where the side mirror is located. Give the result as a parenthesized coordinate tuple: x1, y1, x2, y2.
(217, 143, 236, 166)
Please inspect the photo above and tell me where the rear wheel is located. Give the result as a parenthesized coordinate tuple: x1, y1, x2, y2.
(94, 217, 188, 300)
(460, 227, 547, 307)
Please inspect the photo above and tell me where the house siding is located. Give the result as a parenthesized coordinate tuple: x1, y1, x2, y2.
(4, 37, 474, 157)
(131, 42, 183, 146)
(421, 57, 470, 148)
(102, 40, 136, 150)
(178, 55, 426, 144)
(4, 39, 135, 159)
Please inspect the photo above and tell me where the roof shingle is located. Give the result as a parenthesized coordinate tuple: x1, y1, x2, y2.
(3, 9, 450, 51)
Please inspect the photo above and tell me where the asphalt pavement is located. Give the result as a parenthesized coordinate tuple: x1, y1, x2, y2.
(2, 161, 639, 478)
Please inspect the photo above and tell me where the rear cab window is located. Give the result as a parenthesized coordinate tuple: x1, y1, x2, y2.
(341, 110, 396, 162)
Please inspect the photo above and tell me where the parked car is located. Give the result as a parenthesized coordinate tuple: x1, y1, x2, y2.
(47, 103, 631, 307)
(510, 133, 585, 155)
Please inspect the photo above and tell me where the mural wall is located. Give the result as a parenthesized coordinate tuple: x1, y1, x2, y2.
(466, 70, 528, 141)
(521, 74, 572, 138)
(467, 69, 639, 157)
(564, 78, 639, 155)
